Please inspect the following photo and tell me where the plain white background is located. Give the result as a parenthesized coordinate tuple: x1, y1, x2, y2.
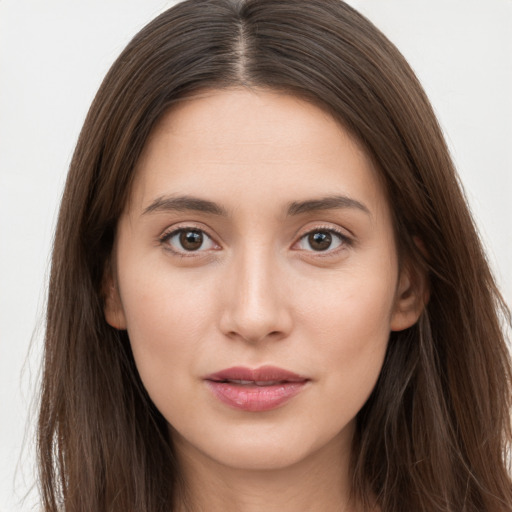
(1, 1, 511, 510)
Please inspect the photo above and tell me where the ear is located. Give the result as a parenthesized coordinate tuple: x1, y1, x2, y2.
(103, 271, 127, 330)
(390, 260, 429, 332)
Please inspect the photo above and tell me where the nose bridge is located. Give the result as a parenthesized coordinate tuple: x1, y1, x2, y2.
(220, 240, 291, 343)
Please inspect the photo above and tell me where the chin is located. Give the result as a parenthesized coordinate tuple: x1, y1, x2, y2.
(171, 418, 354, 473)
(214, 441, 314, 471)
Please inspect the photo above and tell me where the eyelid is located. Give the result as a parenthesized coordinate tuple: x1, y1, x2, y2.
(158, 223, 221, 256)
(292, 224, 353, 255)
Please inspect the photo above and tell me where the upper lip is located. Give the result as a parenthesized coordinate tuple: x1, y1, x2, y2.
(205, 365, 309, 383)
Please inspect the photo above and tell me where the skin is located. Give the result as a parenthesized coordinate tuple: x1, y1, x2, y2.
(105, 88, 425, 512)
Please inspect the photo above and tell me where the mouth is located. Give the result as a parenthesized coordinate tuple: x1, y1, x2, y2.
(204, 365, 310, 412)
(210, 379, 296, 386)
(205, 365, 308, 383)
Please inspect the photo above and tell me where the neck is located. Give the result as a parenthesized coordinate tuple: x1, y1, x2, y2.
(172, 433, 362, 512)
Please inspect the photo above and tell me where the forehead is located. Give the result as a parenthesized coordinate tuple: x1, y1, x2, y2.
(128, 87, 389, 220)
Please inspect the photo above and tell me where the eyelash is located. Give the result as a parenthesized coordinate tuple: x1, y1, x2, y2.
(158, 225, 352, 258)
(295, 225, 353, 257)
(159, 226, 219, 258)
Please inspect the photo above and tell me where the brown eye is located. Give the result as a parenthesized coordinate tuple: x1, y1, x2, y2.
(162, 228, 217, 254)
(307, 231, 332, 251)
(179, 230, 203, 251)
(295, 229, 348, 253)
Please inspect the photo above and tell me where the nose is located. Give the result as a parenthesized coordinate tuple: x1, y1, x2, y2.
(218, 244, 293, 344)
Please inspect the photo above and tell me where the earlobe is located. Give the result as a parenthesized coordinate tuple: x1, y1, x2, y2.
(103, 275, 127, 330)
(390, 263, 429, 332)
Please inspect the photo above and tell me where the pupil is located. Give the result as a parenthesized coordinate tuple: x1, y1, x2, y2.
(309, 231, 331, 251)
(180, 230, 203, 251)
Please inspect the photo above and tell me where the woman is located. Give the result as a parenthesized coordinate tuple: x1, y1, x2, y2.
(37, 0, 512, 511)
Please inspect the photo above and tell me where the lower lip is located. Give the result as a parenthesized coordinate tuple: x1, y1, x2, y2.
(205, 381, 307, 412)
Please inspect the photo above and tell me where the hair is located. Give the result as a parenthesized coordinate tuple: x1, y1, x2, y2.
(38, 0, 512, 511)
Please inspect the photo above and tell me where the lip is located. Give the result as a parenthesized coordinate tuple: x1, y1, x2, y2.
(204, 365, 309, 412)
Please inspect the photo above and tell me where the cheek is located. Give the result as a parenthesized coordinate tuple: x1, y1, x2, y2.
(298, 256, 397, 343)
(297, 263, 396, 408)
(118, 265, 218, 402)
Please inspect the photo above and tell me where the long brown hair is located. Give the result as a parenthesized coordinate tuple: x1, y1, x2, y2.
(38, 1, 512, 510)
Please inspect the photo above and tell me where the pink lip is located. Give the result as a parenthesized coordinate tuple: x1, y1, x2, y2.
(204, 365, 309, 412)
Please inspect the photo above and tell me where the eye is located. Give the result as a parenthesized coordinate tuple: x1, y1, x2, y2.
(160, 228, 218, 254)
(295, 228, 349, 253)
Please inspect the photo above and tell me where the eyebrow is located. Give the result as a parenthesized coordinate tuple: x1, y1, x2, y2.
(286, 195, 371, 217)
(142, 194, 370, 217)
(143, 195, 228, 216)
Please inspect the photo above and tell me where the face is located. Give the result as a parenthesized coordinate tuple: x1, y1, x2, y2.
(105, 88, 422, 473)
